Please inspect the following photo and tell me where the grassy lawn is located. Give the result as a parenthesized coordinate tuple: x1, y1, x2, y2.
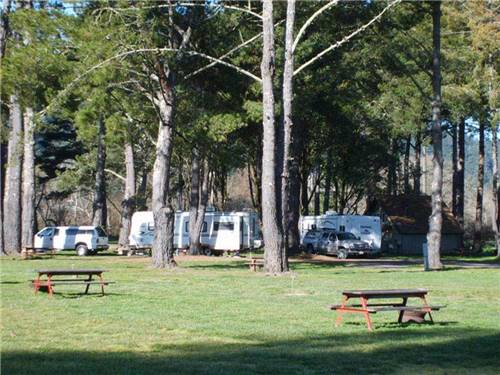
(1, 253, 499, 374)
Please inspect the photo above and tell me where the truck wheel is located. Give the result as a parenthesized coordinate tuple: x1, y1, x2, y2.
(76, 244, 88, 256)
(204, 249, 212, 256)
(337, 249, 347, 259)
(306, 244, 314, 254)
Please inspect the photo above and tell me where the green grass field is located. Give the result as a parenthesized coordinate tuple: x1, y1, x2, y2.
(1, 253, 499, 374)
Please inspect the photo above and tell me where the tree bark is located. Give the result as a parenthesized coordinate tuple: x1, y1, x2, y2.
(323, 147, 333, 212)
(189, 153, 209, 256)
(151, 84, 176, 269)
(426, 0, 443, 271)
(3, 95, 22, 255)
(451, 122, 458, 216)
(491, 126, 500, 257)
(403, 135, 411, 195)
(188, 150, 201, 255)
(281, 0, 295, 258)
(472, 118, 485, 253)
(414, 132, 421, 194)
(21, 107, 35, 250)
(118, 142, 135, 249)
(0, 0, 11, 59)
(300, 166, 309, 215)
(455, 117, 465, 225)
(92, 117, 107, 229)
(261, 0, 286, 274)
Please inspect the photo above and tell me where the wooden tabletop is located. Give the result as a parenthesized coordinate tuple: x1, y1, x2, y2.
(342, 289, 428, 298)
(35, 269, 106, 276)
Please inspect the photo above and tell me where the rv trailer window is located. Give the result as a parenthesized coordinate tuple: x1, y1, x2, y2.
(185, 221, 189, 233)
(214, 222, 234, 231)
(147, 222, 154, 231)
(202, 222, 207, 233)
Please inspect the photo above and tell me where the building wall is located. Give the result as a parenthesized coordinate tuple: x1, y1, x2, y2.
(382, 233, 462, 255)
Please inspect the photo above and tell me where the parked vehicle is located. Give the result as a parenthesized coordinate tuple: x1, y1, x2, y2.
(299, 213, 381, 251)
(300, 229, 326, 253)
(34, 226, 109, 256)
(129, 210, 262, 255)
(316, 231, 373, 259)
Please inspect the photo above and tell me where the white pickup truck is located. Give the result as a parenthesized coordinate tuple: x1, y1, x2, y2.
(34, 226, 109, 256)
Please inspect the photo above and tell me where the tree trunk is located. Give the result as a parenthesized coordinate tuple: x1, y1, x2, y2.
(137, 168, 148, 210)
(414, 132, 421, 194)
(388, 138, 398, 195)
(323, 147, 333, 212)
(261, 0, 286, 274)
(300, 166, 309, 215)
(426, 0, 443, 271)
(151, 86, 176, 269)
(403, 135, 411, 195)
(491, 126, 500, 257)
(455, 117, 465, 225)
(473, 118, 485, 253)
(92, 117, 107, 229)
(3, 95, 22, 255)
(118, 142, 135, 249)
(188, 150, 201, 255)
(21, 107, 35, 250)
(189, 154, 209, 256)
(281, 0, 295, 258)
(451, 122, 458, 216)
(0, 0, 11, 59)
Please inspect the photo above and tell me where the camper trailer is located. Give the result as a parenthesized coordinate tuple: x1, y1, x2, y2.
(299, 213, 381, 251)
(129, 210, 261, 255)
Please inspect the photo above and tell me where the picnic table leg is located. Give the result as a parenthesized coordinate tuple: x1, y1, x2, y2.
(47, 275, 54, 296)
(85, 275, 92, 294)
(335, 296, 349, 327)
(360, 297, 373, 331)
(421, 296, 434, 323)
(98, 274, 105, 296)
(398, 297, 408, 323)
(34, 275, 41, 294)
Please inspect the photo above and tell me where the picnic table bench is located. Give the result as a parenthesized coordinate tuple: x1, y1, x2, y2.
(245, 258, 264, 271)
(21, 247, 56, 259)
(329, 289, 444, 331)
(31, 269, 113, 296)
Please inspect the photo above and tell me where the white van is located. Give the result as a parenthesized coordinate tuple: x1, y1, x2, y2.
(34, 226, 109, 256)
(299, 214, 381, 251)
(129, 210, 261, 255)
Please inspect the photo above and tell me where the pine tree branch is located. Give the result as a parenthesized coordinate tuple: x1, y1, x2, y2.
(292, 0, 340, 53)
(40, 46, 261, 116)
(294, 0, 402, 77)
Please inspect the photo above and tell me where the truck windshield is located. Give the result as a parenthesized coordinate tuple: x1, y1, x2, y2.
(338, 232, 357, 240)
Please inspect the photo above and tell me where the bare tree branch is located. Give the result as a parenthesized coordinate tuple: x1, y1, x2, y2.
(98, 2, 262, 20)
(40, 46, 261, 116)
(292, 0, 340, 53)
(294, 0, 402, 77)
(104, 168, 126, 182)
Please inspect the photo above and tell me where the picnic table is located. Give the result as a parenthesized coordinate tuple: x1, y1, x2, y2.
(330, 289, 443, 331)
(32, 269, 112, 296)
(245, 258, 264, 271)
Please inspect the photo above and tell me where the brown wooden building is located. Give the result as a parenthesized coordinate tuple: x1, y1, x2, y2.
(366, 195, 464, 255)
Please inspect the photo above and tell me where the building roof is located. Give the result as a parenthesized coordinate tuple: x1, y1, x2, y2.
(369, 195, 463, 235)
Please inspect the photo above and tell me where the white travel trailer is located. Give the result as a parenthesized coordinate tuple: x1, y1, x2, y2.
(129, 210, 261, 255)
(34, 226, 109, 256)
(299, 213, 381, 251)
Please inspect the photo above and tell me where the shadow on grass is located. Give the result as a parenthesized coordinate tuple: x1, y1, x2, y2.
(3, 328, 499, 374)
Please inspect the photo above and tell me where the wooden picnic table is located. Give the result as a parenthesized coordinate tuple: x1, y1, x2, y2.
(330, 289, 443, 331)
(32, 269, 111, 296)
